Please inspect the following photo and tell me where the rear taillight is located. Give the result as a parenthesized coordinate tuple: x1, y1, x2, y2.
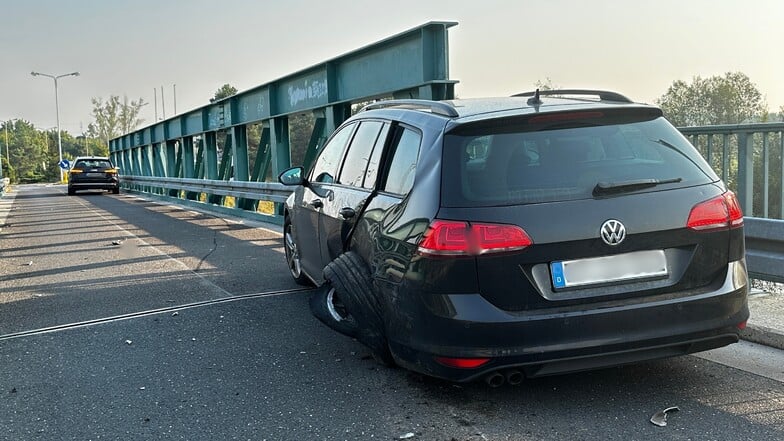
(687, 191, 744, 231)
(105, 168, 118, 174)
(70, 168, 83, 174)
(417, 220, 532, 256)
(434, 356, 491, 369)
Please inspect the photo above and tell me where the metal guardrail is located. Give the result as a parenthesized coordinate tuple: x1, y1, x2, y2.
(744, 217, 784, 283)
(121, 175, 291, 203)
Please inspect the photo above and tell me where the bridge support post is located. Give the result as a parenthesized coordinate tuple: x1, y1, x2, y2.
(232, 125, 250, 209)
(737, 132, 754, 215)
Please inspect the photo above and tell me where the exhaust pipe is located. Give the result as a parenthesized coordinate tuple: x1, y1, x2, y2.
(505, 369, 523, 386)
(484, 372, 505, 388)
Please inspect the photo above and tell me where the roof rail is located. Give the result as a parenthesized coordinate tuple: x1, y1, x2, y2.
(512, 89, 633, 103)
(361, 99, 459, 117)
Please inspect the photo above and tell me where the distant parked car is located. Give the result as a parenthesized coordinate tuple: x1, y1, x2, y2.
(279, 90, 749, 385)
(67, 157, 120, 195)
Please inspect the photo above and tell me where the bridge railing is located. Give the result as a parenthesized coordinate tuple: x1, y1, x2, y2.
(678, 122, 784, 220)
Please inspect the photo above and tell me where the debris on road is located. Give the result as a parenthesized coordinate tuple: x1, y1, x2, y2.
(399, 433, 415, 439)
(650, 406, 679, 427)
(171, 312, 179, 317)
(111, 239, 125, 246)
(23, 261, 32, 266)
(125, 340, 133, 345)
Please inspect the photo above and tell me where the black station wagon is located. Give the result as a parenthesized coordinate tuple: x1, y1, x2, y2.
(279, 90, 749, 385)
(68, 156, 120, 195)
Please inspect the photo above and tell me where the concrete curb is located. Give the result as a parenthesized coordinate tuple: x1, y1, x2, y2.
(740, 324, 784, 351)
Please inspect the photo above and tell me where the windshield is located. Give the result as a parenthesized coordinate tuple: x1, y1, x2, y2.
(441, 116, 718, 207)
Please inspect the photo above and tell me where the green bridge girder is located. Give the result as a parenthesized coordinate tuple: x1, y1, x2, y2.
(109, 21, 457, 212)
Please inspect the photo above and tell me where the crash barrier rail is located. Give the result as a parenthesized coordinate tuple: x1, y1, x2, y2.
(120, 175, 290, 223)
(121, 174, 784, 283)
(744, 217, 784, 283)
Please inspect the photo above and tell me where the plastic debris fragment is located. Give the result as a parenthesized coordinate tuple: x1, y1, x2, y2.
(650, 406, 679, 427)
(399, 433, 415, 439)
(125, 340, 133, 345)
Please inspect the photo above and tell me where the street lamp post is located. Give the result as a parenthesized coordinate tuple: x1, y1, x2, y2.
(2, 118, 18, 182)
(31, 71, 80, 182)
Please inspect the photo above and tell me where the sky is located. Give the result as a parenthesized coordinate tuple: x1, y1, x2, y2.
(1, 0, 783, 134)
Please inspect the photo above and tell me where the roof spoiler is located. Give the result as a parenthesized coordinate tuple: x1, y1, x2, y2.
(512, 89, 633, 103)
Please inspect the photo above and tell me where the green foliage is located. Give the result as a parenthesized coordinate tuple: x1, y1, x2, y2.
(534, 77, 559, 91)
(87, 95, 146, 147)
(656, 72, 766, 126)
(0, 121, 112, 184)
(211, 84, 238, 102)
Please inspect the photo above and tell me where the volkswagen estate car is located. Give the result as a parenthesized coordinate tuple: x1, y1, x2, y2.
(279, 90, 749, 385)
(68, 156, 120, 195)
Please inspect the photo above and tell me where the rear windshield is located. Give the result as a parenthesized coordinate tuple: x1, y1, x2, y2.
(441, 114, 718, 207)
(74, 159, 113, 169)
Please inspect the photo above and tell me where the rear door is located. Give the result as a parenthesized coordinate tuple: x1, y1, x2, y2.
(317, 120, 390, 267)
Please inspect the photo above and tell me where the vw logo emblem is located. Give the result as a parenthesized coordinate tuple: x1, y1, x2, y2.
(601, 219, 626, 246)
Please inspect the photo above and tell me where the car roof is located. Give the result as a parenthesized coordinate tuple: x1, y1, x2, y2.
(73, 156, 111, 161)
(357, 92, 661, 126)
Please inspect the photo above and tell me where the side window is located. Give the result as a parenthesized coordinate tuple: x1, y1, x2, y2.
(362, 123, 390, 189)
(310, 123, 355, 183)
(338, 121, 383, 187)
(383, 127, 422, 195)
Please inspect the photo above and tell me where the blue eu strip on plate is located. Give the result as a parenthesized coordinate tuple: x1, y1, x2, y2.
(551, 261, 566, 289)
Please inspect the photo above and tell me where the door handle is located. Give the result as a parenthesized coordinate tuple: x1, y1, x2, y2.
(339, 207, 356, 219)
(310, 199, 323, 209)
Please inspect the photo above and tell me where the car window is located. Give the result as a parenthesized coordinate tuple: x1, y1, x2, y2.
(383, 127, 422, 195)
(310, 123, 355, 183)
(74, 159, 112, 168)
(441, 115, 718, 207)
(338, 121, 384, 187)
(362, 123, 390, 189)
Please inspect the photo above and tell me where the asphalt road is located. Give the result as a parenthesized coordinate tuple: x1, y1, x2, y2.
(1, 185, 783, 441)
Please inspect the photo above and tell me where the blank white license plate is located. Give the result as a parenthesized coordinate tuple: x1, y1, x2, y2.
(87, 173, 104, 177)
(550, 250, 667, 289)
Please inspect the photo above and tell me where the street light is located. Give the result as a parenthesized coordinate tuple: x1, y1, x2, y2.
(31, 70, 80, 182)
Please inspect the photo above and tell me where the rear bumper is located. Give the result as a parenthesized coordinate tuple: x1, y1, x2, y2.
(69, 179, 119, 190)
(385, 260, 749, 382)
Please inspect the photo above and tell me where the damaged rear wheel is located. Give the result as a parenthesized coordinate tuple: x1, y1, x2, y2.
(323, 252, 395, 367)
(309, 282, 358, 338)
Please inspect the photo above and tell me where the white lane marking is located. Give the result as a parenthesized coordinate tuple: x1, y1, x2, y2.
(0, 287, 311, 341)
(0, 190, 17, 231)
(694, 340, 784, 383)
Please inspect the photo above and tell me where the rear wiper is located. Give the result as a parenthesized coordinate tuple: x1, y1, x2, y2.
(593, 177, 682, 196)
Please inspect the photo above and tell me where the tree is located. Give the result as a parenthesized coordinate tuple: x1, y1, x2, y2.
(656, 72, 766, 126)
(534, 77, 559, 91)
(211, 84, 238, 102)
(88, 95, 146, 147)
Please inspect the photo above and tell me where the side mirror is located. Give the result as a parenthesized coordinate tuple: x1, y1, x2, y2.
(278, 167, 305, 186)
